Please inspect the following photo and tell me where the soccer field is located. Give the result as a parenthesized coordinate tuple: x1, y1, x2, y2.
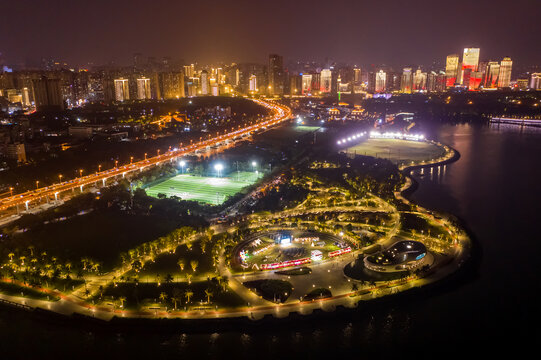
(345, 138, 446, 165)
(145, 171, 263, 205)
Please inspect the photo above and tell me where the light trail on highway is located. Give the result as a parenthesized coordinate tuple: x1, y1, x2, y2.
(0, 98, 292, 214)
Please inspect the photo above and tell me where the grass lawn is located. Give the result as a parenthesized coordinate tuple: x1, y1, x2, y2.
(345, 138, 445, 165)
(102, 281, 246, 309)
(145, 172, 262, 205)
(0, 281, 59, 301)
(12, 210, 179, 271)
(136, 241, 217, 280)
(401, 213, 448, 238)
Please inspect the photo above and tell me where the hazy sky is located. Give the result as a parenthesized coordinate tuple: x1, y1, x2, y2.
(1, 0, 539, 67)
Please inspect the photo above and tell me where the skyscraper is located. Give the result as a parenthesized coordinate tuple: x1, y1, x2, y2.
(320, 69, 332, 93)
(413, 69, 427, 92)
(484, 61, 500, 88)
(200, 70, 209, 95)
(114, 78, 129, 101)
(301, 74, 312, 94)
(158, 71, 185, 99)
(401, 68, 413, 93)
(498, 57, 512, 88)
(530, 73, 541, 90)
(32, 76, 64, 111)
(375, 70, 386, 93)
(268, 54, 284, 96)
(249, 74, 257, 92)
(445, 54, 460, 87)
(461, 48, 480, 84)
(136, 78, 151, 100)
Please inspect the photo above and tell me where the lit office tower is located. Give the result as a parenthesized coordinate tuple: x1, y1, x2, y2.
(445, 54, 460, 87)
(301, 74, 312, 94)
(461, 48, 480, 84)
(249, 74, 257, 92)
(31, 76, 64, 111)
(159, 72, 185, 99)
(353, 67, 361, 83)
(268, 54, 284, 95)
(530, 73, 541, 90)
(401, 68, 413, 93)
(484, 61, 500, 88)
(136, 78, 151, 99)
(320, 69, 332, 93)
(200, 70, 209, 95)
(184, 64, 195, 78)
(114, 78, 130, 101)
(413, 69, 427, 91)
(498, 57, 512, 88)
(375, 70, 386, 93)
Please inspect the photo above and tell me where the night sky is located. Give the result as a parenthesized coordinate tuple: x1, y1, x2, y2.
(1, 0, 539, 67)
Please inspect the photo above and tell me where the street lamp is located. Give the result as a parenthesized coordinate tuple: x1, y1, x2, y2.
(59, 174, 63, 183)
(144, 153, 147, 160)
(79, 169, 83, 177)
(36, 181, 39, 189)
(130, 156, 134, 164)
(115, 160, 119, 168)
(214, 163, 223, 177)
(179, 160, 186, 173)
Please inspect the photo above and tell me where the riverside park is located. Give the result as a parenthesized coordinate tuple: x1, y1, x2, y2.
(0, 127, 470, 322)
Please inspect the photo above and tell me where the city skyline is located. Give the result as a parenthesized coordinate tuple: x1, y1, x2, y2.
(1, 0, 540, 67)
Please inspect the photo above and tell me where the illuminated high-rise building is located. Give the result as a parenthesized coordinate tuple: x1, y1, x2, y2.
(461, 48, 480, 84)
(184, 64, 195, 78)
(353, 67, 361, 83)
(136, 77, 151, 99)
(484, 61, 500, 88)
(268, 54, 284, 96)
(249, 74, 257, 92)
(159, 71, 185, 99)
(301, 74, 312, 94)
(530, 73, 541, 90)
(413, 69, 427, 92)
(401, 68, 413, 93)
(114, 78, 129, 101)
(498, 57, 512, 88)
(320, 69, 332, 93)
(445, 54, 460, 87)
(211, 83, 219, 96)
(200, 70, 209, 95)
(375, 70, 386, 93)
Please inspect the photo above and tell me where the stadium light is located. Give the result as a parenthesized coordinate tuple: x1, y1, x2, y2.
(214, 163, 224, 177)
(179, 160, 186, 173)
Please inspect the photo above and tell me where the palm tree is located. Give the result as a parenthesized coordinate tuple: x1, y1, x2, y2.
(184, 289, 193, 303)
(219, 276, 229, 292)
(8, 253, 14, 262)
(185, 242, 193, 251)
(171, 296, 181, 310)
(177, 259, 185, 271)
(164, 273, 173, 283)
(186, 273, 193, 284)
(351, 283, 359, 292)
(159, 292, 168, 304)
(190, 260, 198, 272)
(204, 288, 213, 304)
(119, 296, 126, 308)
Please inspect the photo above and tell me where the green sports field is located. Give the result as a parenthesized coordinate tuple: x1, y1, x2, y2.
(145, 171, 263, 205)
(344, 138, 445, 165)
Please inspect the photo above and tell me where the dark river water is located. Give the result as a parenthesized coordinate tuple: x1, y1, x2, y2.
(1, 123, 539, 359)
